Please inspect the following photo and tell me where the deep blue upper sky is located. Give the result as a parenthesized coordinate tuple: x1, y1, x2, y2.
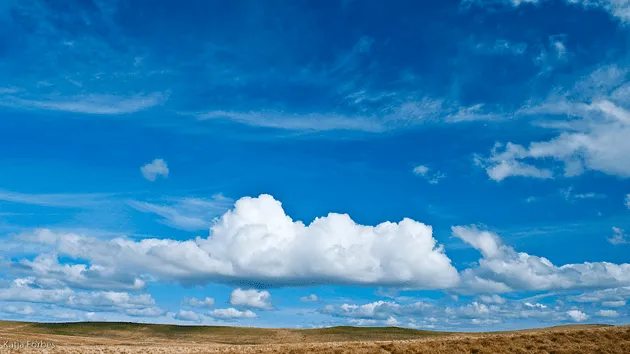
(0, 0, 629, 330)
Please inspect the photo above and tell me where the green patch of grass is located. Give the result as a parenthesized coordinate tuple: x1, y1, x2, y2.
(23, 322, 283, 343)
(27, 322, 151, 336)
(148, 324, 272, 337)
(301, 326, 447, 341)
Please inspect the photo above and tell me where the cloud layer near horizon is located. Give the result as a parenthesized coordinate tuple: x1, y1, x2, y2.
(5, 194, 630, 296)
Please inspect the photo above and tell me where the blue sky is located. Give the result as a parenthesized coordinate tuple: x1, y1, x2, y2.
(0, 0, 630, 331)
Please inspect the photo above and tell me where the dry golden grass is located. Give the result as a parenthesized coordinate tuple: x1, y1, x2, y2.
(0, 321, 628, 353)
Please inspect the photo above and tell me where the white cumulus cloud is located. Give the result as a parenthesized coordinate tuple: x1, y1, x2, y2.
(452, 226, 630, 293)
(524, 302, 547, 309)
(18, 195, 459, 289)
(141, 159, 169, 182)
(174, 310, 201, 322)
(479, 295, 507, 304)
(229, 289, 272, 310)
(566, 309, 589, 322)
(300, 294, 320, 302)
(207, 308, 256, 320)
(184, 297, 215, 308)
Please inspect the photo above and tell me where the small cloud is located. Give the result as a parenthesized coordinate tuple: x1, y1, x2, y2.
(474, 39, 528, 56)
(125, 307, 166, 317)
(375, 288, 399, 298)
(413, 165, 430, 176)
(525, 196, 538, 203)
(494, 40, 527, 55)
(174, 310, 201, 322)
(566, 309, 589, 322)
(53, 312, 78, 320)
(385, 316, 399, 326)
(561, 187, 605, 201)
(602, 300, 626, 308)
(207, 308, 256, 320)
(574, 193, 602, 199)
(626, 194, 630, 209)
(412, 165, 445, 184)
(552, 40, 567, 60)
(348, 318, 378, 326)
(479, 295, 506, 305)
(229, 288, 272, 310)
(608, 227, 629, 245)
(445, 103, 501, 122)
(65, 77, 83, 88)
(524, 302, 547, 309)
(184, 297, 215, 308)
(141, 159, 169, 182)
(474, 144, 554, 182)
(300, 294, 320, 303)
(597, 309, 619, 318)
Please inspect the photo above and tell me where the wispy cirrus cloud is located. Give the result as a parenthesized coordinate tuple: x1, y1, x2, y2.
(560, 187, 606, 202)
(465, 0, 630, 23)
(608, 227, 629, 245)
(0, 0, 173, 120)
(0, 92, 168, 115)
(0, 190, 113, 208)
(128, 194, 233, 231)
(192, 110, 387, 133)
(412, 165, 446, 184)
(188, 99, 500, 133)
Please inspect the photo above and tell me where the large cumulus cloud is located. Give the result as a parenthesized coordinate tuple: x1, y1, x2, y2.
(15, 194, 459, 289)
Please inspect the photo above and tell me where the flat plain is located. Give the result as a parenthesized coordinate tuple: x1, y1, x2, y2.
(0, 321, 629, 353)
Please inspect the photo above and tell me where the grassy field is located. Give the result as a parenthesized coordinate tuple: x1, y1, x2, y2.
(0, 321, 628, 353)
